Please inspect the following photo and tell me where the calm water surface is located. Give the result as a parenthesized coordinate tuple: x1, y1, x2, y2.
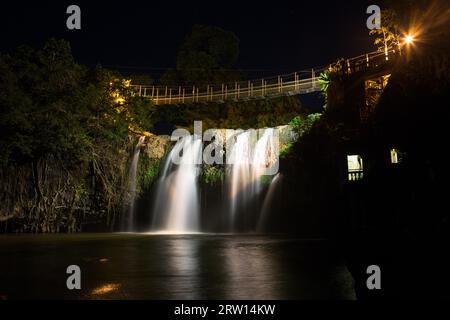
(0, 234, 355, 299)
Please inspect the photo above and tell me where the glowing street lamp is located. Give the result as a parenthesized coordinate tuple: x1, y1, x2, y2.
(404, 34, 415, 45)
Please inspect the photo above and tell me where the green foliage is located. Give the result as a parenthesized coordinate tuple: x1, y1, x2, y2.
(0, 39, 156, 167)
(288, 116, 302, 127)
(319, 72, 330, 93)
(201, 165, 225, 186)
(155, 96, 303, 132)
(317, 71, 332, 109)
(138, 157, 161, 191)
(157, 25, 304, 130)
(279, 143, 293, 159)
(290, 114, 322, 138)
(161, 25, 241, 86)
(279, 114, 322, 159)
(0, 39, 158, 232)
(319, 71, 330, 107)
(369, 9, 401, 52)
(260, 175, 274, 188)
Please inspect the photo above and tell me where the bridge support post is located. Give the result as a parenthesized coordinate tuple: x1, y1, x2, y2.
(261, 79, 264, 96)
(192, 86, 195, 103)
(151, 86, 155, 98)
(156, 88, 159, 105)
(178, 86, 181, 104)
(294, 72, 298, 91)
(182, 88, 185, 103)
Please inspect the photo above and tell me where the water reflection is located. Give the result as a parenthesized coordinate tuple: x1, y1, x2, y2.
(90, 283, 121, 296)
(0, 234, 355, 299)
(151, 237, 282, 299)
(222, 239, 281, 299)
(162, 237, 201, 299)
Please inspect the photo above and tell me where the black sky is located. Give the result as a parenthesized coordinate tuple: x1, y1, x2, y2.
(1, 0, 376, 79)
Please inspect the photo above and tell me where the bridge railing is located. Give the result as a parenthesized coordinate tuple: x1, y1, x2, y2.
(130, 48, 400, 105)
(331, 47, 400, 75)
(130, 71, 324, 105)
(134, 77, 320, 104)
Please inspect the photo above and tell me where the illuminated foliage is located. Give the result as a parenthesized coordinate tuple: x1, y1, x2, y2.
(369, 9, 401, 52)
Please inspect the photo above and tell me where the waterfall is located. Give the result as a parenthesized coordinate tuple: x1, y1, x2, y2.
(257, 173, 282, 232)
(151, 135, 202, 233)
(124, 135, 146, 231)
(149, 128, 280, 233)
(227, 128, 279, 231)
(228, 130, 255, 229)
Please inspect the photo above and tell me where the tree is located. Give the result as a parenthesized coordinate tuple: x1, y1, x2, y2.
(369, 9, 401, 53)
(161, 25, 241, 86)
(0, 39, 157, 232)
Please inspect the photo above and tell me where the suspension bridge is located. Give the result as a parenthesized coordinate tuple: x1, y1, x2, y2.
(131, 48, 399, 105)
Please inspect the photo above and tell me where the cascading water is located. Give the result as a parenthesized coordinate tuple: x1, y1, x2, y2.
(227, 128, 279, 231)
(123, 135, 146, 231)
(227, 130, 255, 229)
(151, 135, 202, 233)
(149, 128, 280, 233)
(257, 173, 282, 232)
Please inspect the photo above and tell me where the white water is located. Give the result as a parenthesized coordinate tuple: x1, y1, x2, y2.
(227, 128, 279, 231)
(124, 136, 145, 231)
(257, 173, 282, 232)
(151, 135, 202, 233)
(150, 128, 280, 233)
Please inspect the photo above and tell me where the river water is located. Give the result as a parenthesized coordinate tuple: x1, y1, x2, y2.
(0, 234, 356, 299)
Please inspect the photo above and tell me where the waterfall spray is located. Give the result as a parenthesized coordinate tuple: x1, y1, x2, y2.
(257, 173, 282, 232)
(151, 135, 202, 233)
(150, 127, 280, 233)
(123, 135, 145, 231)
(227, 128, 279, 231)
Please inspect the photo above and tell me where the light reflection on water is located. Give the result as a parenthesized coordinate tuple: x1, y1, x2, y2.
(90, 283, 121, 296)
(222, 240, 280, 299)
(0, 234, 356, 299)
(163, 238, 201, 299)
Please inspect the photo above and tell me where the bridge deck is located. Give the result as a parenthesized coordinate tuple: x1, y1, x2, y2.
(130, 48, 399, 105)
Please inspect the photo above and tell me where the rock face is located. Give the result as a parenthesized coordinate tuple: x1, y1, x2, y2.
(141, 125, 296, 160)
(277, 125, 296, 146)
(142, 134, 171, 159)
(198, 125, 295, 147)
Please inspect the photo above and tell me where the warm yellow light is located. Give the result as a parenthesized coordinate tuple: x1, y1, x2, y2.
(404, 34, 415, 44)
(91, 283, 120, 296)
(123, 79, 131, 87)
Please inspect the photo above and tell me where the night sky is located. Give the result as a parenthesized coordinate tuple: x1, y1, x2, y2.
(1, 0, 376, 80)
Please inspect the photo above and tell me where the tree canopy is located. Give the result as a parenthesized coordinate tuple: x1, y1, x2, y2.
(161, 25, 241, 86)
(0, 39, 155, 167)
